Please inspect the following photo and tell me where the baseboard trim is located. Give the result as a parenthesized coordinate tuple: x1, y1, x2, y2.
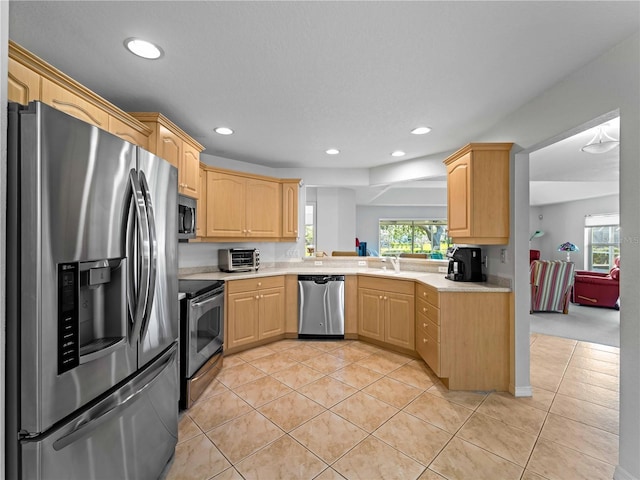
(614, 465, 638, 480)
(512, 385, 533, 397)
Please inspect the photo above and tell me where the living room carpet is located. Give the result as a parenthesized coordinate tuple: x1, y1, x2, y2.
(530, 303, 620, 347)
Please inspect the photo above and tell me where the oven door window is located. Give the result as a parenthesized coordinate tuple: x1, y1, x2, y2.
(188, 291, 224, 377)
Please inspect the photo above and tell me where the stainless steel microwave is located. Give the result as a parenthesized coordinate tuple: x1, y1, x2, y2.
(178, 194, 196, 240)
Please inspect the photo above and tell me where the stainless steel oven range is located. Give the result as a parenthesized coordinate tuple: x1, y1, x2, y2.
(178, 279, 225, 409)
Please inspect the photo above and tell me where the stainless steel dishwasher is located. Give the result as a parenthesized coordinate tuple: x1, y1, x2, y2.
(298, 275, 345, 338)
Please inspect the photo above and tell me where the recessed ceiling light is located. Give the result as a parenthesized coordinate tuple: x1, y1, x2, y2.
(410, 126, 431, 135)
(214, 127, 234, 135)
(391, 150, 406, 157)
(124, 38, 163, 60)
(326, 148, 340, 155)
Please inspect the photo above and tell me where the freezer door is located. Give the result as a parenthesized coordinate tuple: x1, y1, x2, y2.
(17, 102, 137, 434)
(21, 344, 178, 480)
(137, 148, 179, 368)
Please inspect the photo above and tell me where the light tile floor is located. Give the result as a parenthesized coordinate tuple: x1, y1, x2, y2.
(161, 333, 619, 480)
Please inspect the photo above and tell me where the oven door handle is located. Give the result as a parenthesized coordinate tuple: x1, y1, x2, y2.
(192, 295, 221, 308)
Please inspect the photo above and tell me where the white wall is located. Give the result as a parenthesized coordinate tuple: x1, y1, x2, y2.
(316, 187, 356, 254)
(478, 33, 639, 479)
(532, 195, 619, 270)
(356, 206, 448, 254)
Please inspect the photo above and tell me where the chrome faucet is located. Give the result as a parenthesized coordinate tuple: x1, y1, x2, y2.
(389, 255, 400, 273)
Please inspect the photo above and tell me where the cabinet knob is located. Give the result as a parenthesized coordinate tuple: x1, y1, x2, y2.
(379, 295, 383, 299)
(423, 307, 427, 313)
(258, 282, 262, 286)
(423, 323, 427, 328)
(255, 295, 259, 299)
(384, 296, 387, 300)
(423, 338, 427, 343)
(423, 292, 426, 297)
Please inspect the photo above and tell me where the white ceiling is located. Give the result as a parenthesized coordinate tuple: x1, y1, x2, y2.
(7, 1, 637, 205)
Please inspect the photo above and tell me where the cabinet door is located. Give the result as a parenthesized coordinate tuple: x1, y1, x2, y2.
(206, 171, 246, 237)
(41, 78, 109, 130)
(245, 178, 281, 237)
(227, 291, 259, 349)
(8, 58, 40, 105)
(108, 115, 149, 148)
(384, 292, 415, 349)
(281, 182, 299, 238)
(196, 165, 207, 237)
(357, 288, 385, 341)
(180, 142, 200, 199)
(446, 152, 472, 238)
(156, 125, 181, 169)
(259, 287, 285, 339)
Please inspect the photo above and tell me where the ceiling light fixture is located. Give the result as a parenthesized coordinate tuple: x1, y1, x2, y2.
(124, 38, 163, 60)
(581, 126, 619, 154)
(391, 150, 406, 157)
(410, 126, 431, 135)
(214, 127, 234, 135)
(326, 149, 340, 155)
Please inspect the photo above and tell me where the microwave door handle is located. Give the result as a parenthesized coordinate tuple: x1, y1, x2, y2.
(190, 205, 196, 233)
(138, 172, 157, 339)
(128, 170, 151, 345)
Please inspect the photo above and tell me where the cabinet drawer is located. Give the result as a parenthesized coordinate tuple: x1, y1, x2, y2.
(227, 276, 285, 294)
(359, 276, 414, 295)
(416, 297, 440, 325)
(416, 313, 440, 342)
(416, 329, 440, 375)
(415, 283, 439, 308)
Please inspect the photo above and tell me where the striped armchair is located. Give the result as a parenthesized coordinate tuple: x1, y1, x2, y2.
(530, 260, 575, 314)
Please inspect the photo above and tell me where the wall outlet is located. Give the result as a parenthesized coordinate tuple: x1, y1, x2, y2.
(358, 260, 367, 266)
(500, 249, 507, 263)
(314, 260, 323, 266)
(438, 266, 447, 273)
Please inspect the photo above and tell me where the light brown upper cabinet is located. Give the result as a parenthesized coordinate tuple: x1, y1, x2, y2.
(281, 181, 300, 239)
(206, 170, 280, 239)
(129, 112, 204, 199)
(444, 143, 512, 245)
(196, 164, 208, 238)
(8, 57, 40, 105)
(8, 41, 151, 148)
(202, 167, 300, 242)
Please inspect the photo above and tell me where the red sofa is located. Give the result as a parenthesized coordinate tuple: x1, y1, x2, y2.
(572, 257, 620, 309)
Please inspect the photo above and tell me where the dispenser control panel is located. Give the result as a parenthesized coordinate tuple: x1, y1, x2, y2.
(58, 263, 79, 374)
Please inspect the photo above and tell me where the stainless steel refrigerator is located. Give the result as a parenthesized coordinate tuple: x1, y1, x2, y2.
(6, 101, 179, 479)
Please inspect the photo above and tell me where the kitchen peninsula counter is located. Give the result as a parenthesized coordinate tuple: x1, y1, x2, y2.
(182, 258, 513, 392)
(179, 264, 511, 293)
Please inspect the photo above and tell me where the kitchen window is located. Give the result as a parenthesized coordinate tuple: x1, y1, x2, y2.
(305, 203, 316, 256)
(379, 220, 449, 258)
(584, 213, 620, 272)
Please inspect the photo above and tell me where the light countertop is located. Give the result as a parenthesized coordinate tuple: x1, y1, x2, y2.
(179, 266, 511, 293)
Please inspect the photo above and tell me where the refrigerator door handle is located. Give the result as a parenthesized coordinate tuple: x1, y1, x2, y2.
(128, 169, 152, 345)
(52, 346, 177, 452)
(139, 171, 158, 339)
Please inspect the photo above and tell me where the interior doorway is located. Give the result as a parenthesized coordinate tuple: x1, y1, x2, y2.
(512, 109, 621, 396)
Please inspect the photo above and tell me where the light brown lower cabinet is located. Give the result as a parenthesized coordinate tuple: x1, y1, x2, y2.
(226, 276, 285, 351)
(357, 277, 415, 351)
(415, 284, 511, 391)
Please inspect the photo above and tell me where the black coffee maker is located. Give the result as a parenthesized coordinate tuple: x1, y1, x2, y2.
(445, 246, 486, 282)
